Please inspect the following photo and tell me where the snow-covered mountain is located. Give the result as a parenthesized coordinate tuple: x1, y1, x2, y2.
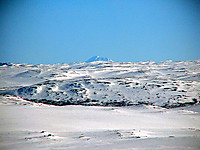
(0, 60, 200, 108)
(86, 56, 113, 62)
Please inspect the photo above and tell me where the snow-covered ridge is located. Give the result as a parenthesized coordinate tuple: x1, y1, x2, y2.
(0, 60, 200, 108)
(86, 56, 113, 62)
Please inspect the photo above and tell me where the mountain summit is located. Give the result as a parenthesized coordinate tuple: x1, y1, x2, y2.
(86, 56, 113, 63)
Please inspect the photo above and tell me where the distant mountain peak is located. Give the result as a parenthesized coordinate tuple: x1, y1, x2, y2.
(86, 56, 113, 63)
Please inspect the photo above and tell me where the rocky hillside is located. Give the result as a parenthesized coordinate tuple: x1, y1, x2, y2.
(0, 60, 200, 108)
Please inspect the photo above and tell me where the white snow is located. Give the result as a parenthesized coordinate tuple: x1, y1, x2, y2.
(0, 59, 199, 107)
(0, 103, 200, 149)
(0, 59, 200, 149)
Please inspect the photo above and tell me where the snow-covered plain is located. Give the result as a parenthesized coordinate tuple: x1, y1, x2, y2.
(0, 59, 200, 149)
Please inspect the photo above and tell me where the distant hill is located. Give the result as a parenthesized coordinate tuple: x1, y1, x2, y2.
(86, 56, 113, 63)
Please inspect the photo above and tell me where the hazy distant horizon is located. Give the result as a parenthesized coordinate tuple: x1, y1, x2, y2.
(1, 56, 200, 65)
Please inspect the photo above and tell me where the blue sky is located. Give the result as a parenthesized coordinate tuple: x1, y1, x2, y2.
(0, 0, 200, 64)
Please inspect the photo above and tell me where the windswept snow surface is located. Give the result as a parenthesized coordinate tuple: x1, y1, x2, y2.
(0, 60, 200, 108)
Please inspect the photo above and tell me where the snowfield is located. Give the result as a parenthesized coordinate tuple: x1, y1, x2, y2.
(0, 60, 199, 108)
(0, 98, 200, 150)
(0, 59, 200, 149)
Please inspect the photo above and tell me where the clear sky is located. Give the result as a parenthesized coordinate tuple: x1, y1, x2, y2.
(0, 0, 200, 64)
